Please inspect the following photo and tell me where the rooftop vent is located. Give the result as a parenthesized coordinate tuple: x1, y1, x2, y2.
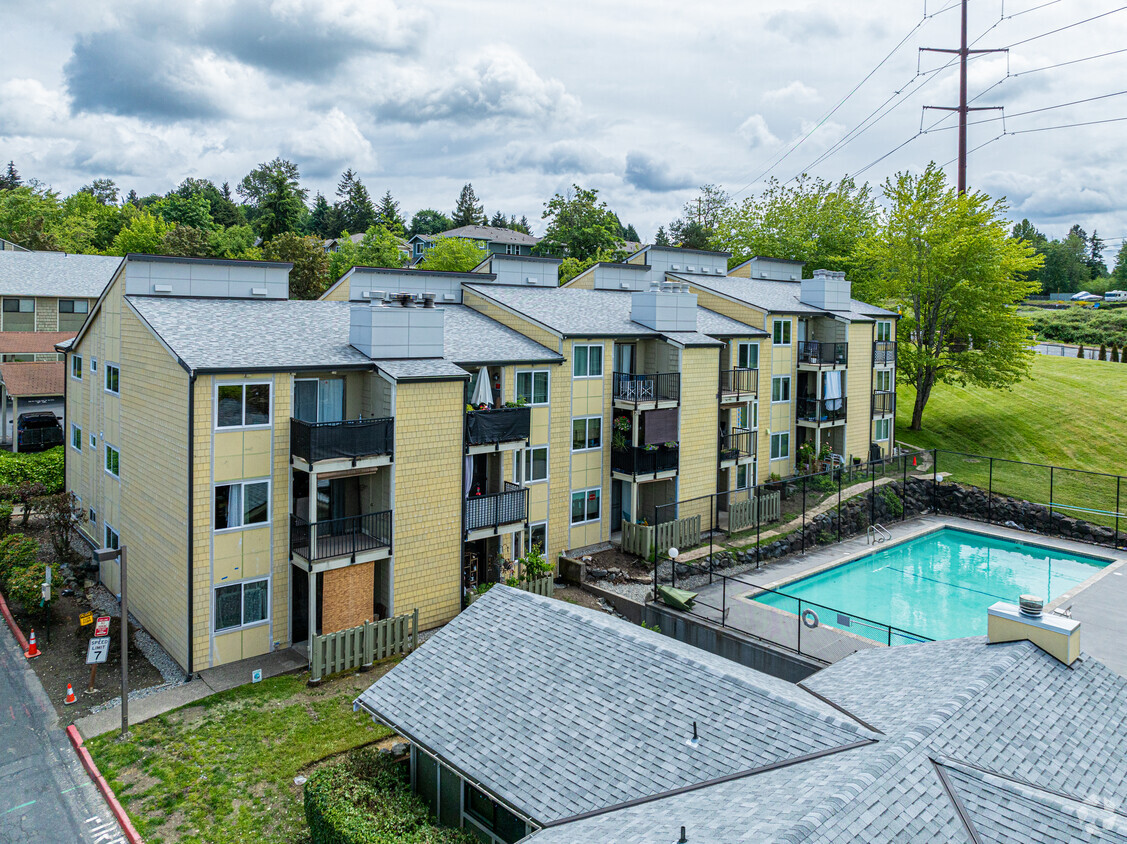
(799, 269, 851, 310)
(631, 280, 698, 332)
(1019, 594, 1044, 617)
(350, 298, 444, 360)
(988, 597, 1080, 665)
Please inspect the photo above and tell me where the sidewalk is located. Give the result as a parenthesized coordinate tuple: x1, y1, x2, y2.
(75, 647, 307, 739)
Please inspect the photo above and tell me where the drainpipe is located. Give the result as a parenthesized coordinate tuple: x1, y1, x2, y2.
(186, 373, 195, 679)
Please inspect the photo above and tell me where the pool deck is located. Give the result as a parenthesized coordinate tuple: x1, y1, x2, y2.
(688, 515, 1127, 676)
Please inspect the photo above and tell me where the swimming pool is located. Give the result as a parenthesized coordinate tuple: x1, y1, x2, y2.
(751, 527, 1112, 641)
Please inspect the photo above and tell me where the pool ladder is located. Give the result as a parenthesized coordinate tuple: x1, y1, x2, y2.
(867, 524, 892, 545)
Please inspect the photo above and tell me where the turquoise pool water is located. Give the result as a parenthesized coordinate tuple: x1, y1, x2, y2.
(752, 528, 1111, 641)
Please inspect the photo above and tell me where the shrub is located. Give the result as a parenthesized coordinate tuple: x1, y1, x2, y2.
(1112, 344, 1121, 363)
(1077, 344, 1085, 358)
(1099, 344, 1107, 361)
(0, 533, 38, 592)
(15, 481, 47, 527)
(43, 492, 85, 563)
(0, 448, 64, 493)
(6, 559, 52, 614)
(878, 486, 904, 519)
(0, 502, 11, 539)
(304, 748, 474, 844)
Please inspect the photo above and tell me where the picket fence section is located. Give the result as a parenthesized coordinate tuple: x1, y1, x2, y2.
(728, 492, 782, 533)
(310, 609, 418, 683)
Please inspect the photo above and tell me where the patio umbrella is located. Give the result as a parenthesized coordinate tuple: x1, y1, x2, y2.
(470, 368, 494, 408)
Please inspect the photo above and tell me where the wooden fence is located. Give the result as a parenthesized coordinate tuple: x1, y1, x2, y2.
(465, 576, 555, 606)
(622, 515, 702, 558)
(310, 609, 418, 683)
(727, 491, 782, 533)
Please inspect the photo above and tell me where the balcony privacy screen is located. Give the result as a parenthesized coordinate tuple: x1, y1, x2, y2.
(465, 407, 531, 445)
(643, 408, 678, 445)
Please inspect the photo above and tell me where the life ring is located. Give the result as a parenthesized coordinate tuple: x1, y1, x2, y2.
(801, 608, 819, 629)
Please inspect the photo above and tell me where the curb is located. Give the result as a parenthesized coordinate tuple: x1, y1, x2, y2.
(0, 587, 30, 652)
(66, 725, 144, 844)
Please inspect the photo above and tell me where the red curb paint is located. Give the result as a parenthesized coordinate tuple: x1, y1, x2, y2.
(66, 725, 145, 844)
(0, 588, 30, 652)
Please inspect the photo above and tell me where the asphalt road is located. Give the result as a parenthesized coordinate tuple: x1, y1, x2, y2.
(0, 626, 125, 844)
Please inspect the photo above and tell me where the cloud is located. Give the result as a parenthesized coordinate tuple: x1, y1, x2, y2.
(375, 46, 580, 125)
(623, 151, 695, 192)
(737, 114, 780, 149)
(765, 9, 842, 40)
(281, 108, 376, 177)
(495, 140, 615, 175)
(763, 81, 818, 104)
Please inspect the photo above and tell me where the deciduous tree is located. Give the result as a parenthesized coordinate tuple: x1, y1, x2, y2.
(263, 232, 331, 299)
(160, 225, 212, 258)
(78, 178, 119, 206)
(535, 184, 623, 262)
(0, 185, 62, 250)
(108, 211, 171, 255)
(859, 164, 1042, 431)
(409, 208, 452, 237)
(420, 237, 483, 272)
(328, 225, 405, 282)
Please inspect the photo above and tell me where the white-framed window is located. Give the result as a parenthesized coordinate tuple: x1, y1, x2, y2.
(70, 423, 81, 451)
(505, 243, 521, 255)
(876, 320, 893, 342)
(89, 432, 96, 448)
(771, 376, 791, 403)
(59, 299, 89, 331)
(874, 370, 892, 392)
(214, 578, 269, 632)
(737, 341, 759, 370)
(214, 480, 270, 531)
(517, 446, 548, 483)
(2, 298, 34, 331)
(572, 344, 603, 379)
(215, 382, 271, 428)
(71, 354, 83, 380)
(571, 416, 602, 451)
(571, 488, 601, 525)
(736, 399, 759, 431)
(91, 358, 97, 373)
(516, 370, 549, 405)
(770, 432, 790, 460)
(874, 418, 891, 441)
(516, 521, 548, 561)
(737, 463, 757, 490)
(104, 363, 120, 395)
(89, 508, 96, 525)
(104, 444, 119, 477)
(772, 318, 791, 346)
(104, 524, 119, 551)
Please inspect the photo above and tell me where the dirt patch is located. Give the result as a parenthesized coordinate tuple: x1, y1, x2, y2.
(582, 547, 653, 579)
(552, 585, 605, 612)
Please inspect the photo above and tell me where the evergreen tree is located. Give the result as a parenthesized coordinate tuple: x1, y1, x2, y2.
(452, 184, 484, 228)
(1099, 344, 1107, 361)
(1111, 344, 1120, 363)
(519, 215, 531, 233)
(335, 169, 375, 234)
(307, 192, 336, 239)
(1113, 241, 1127, 285)
(126, 189, 140, 207)
(256, 170, 305, 241)
(79, 178, 119, 205)
(1087, 229, 1108, 278)
(624, 223, 640, 242)
(376, 190, 406, 236)
(1077, 344, 1085, 359)
(0, 161, 21, 190)
(654, 225, 670, 246)
(490, 210, 507, 228)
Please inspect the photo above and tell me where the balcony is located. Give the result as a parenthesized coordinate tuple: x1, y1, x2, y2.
(796, 397, 847, 427)
(719, 429, 756, 467)
(611, 445, 679, 479)
(465, 407, 531, 453)
(465, 482, 528, 538)
(873, 341, 896, 367)
(290, 510, 392, 565)
(872, 391, 895, 417)
(290, 418, 393, 472)
(719, 368, 758, 403)
(797, 341, 848, 369)
(612, 372, 680, 409)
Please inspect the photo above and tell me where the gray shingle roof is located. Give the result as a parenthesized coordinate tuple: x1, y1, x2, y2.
(126, 297, 560, 373)
(678, 274, 898, 320)
(0, 251, 121, 298)
(419, 226, 540, 246)
(354, 586, 876, 825)
(466, 285, 763, 339)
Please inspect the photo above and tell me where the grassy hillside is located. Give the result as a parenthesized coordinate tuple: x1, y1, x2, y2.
(896, 354, 1127, 525)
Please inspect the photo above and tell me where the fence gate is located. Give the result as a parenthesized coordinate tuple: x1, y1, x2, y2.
(310, 609, 419, 683)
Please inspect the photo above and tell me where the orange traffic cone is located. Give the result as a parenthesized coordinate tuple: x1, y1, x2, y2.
(64, 684, 77, 705)
(913, 455, 917, 467)
(24, 629, 40, 659)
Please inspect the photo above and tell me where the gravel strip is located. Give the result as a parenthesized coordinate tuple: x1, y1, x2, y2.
(90, 584, 186, 686)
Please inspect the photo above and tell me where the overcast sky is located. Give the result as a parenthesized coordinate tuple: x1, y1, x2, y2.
(2, 0, 1125, 252)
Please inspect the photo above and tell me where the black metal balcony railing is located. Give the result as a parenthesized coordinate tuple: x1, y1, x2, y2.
(719, 368, 759, 397)
(465, 407, 531, 447)
(872, 391, 896, 417)
(719, 429, 756, 463)
(797, 341, 848, 366)
(612, 372, 680, 405)
(612, 445, 679, 476)
(465, 482, 528, 533)
(290, 510, 392, 562)
(290, 418, 394, 463)
(796, 397, 848, 424)
(873, 341, 897, 366)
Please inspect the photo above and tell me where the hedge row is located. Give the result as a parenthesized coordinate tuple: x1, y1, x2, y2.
(304, 749, 473, 844)
(0, 447, 64, 493)
(0, 534, 47, 613)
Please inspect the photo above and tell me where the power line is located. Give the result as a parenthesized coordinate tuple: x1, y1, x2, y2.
(1003, 4, 1127, 47)
(1002, 0, 1064, 20)
(923, 90, 1127, 129)
(1007, 115, 1127, 132)
(1011, 47, 1127, 76)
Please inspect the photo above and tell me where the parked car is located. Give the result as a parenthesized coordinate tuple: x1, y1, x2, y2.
(16, 412, 63, 452)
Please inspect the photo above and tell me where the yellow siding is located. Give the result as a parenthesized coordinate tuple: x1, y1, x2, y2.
(844, 322, 873, 463)
(563, 268, 595, 289)
(687, 287, 767, 329)
(728, 262, 751, 279)
(321, 277, 351, 301)
(34, 297, 59, 331)
(391, 380, 465, 630)
(676, 346, 720, 523)
(191, 376, 213, 669)
(462, 290, 561, 352)
(564, 339, 609, 551)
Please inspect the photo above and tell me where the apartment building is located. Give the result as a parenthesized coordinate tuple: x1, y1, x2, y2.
(63, 247, 895, 673)
(407, 225, 540, 264)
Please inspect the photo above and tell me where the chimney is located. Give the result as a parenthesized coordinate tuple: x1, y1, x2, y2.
(631, 281, 697, 332)
(987, 595, 1081, 665)
(350, 298, 445, 359)
(800, 269, 851, 310)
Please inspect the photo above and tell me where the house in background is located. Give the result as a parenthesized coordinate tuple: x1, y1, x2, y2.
(407, 226, 540, 265)
(322, 233, 411, 264)
(357, 585, 1126, 844)
(0, 237, 29, 252)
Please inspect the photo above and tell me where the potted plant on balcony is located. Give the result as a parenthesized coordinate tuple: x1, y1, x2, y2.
(612, 415, 631, 452)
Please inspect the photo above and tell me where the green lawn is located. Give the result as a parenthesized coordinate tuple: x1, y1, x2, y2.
(86, 667, 395, 844)
(896, 354, 1127, 525)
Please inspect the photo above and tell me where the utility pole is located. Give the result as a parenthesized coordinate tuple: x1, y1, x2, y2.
(922, 0, 1007, 193)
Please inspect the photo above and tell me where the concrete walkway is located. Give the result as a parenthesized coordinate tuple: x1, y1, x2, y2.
(74, 647, 307, 739)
